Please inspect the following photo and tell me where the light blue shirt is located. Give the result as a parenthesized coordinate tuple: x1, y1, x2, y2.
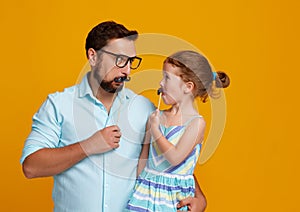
(21, 72, 155, 212)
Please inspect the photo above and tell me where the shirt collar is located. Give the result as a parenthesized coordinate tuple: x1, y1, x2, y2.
(78, 72, 93, 98)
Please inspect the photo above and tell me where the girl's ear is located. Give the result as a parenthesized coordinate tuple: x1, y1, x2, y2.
(184, 81, 195, 94)
(87, 48, 98, 66)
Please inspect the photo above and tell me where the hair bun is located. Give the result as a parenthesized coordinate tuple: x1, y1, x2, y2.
(209, 71, 230, 100)
(216, 71, 230, 88)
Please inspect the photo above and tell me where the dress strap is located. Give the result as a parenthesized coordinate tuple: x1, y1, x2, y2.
(183, 115, 203, 127)
(159, 110, 202, 127)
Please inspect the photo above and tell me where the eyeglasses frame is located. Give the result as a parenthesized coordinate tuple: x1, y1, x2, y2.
(98, 49, 142, 70)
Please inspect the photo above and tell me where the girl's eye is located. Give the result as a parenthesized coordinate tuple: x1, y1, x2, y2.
(162, 72, 170, 80)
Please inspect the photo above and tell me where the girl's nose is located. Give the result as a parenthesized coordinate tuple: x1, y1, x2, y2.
(159, 79, 164, 87)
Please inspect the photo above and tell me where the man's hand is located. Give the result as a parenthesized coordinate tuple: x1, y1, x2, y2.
(80, 125, 121, 156)
(177, 175, 207, 211)
(177, 196, 207, 212)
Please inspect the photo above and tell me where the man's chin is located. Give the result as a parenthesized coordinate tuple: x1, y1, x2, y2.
(101, 84, 124, 93)
(115, 84, 124, 92)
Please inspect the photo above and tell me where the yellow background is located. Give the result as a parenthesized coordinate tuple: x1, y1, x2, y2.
(1, 0, 299, 211)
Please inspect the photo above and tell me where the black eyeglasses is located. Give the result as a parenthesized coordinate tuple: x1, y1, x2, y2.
(99, 49, 142, 70)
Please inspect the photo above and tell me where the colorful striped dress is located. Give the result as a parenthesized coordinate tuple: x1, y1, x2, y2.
(126, 116, 202, 212)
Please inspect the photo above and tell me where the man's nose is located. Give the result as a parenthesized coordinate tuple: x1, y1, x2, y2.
(120, 62, 131, 76)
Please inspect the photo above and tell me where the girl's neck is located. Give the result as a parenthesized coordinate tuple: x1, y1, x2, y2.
(169, 97, 197, 116)
(161, 99, 198, 127)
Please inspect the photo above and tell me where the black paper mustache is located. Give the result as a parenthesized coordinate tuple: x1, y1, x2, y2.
(114, 76, 131, 83)
(157, 88, 162, 95)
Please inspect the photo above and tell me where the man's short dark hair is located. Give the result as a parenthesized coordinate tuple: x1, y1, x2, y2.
(85, 21, 138, 58)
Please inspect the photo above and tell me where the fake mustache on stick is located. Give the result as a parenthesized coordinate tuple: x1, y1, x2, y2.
(157, 88, 162, 110)
(114, 76, 131, 83)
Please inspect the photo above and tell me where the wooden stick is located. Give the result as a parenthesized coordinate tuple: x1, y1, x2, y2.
(157, 92, 162, 110)
(116, 82, 125, 125)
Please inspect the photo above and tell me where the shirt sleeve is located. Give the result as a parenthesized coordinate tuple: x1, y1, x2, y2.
(20, 93, 62, 164)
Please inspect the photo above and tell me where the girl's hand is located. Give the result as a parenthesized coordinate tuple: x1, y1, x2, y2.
(149, 109, 162, 140)
(149, 109, 160, 127)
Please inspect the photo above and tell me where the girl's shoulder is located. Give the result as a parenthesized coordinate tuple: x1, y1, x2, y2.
(159, 109, 205, 127)
(183, 114, 205, 127)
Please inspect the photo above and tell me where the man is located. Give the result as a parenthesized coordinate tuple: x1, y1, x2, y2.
(21, 21, 206, 211)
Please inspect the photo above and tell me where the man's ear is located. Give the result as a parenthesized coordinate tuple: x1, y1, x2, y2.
(184, 81, 195, 94)
(87, 48, 97, 66)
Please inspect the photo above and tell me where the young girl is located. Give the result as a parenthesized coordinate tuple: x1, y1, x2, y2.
(126, 50, 230, 211)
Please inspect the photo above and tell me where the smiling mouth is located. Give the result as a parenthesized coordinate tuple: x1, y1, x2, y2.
(113, 76, 131, 83)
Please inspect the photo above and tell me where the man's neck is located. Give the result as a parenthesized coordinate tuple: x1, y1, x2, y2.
(88, 73, 117, 113)
(96, 88, 117, 113)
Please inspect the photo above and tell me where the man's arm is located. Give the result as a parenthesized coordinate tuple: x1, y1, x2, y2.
(177, 175, 207, 212)
(22, 143, 86, 178)
(22, 125, 121, 178)
(136, 120, 151, 177)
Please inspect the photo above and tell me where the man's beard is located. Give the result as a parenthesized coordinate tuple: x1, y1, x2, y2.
(100, 79, 123, 93)
(93, 70, 123, 93)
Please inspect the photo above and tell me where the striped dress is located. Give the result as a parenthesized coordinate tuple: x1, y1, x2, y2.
(126, 116, 202, 212)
